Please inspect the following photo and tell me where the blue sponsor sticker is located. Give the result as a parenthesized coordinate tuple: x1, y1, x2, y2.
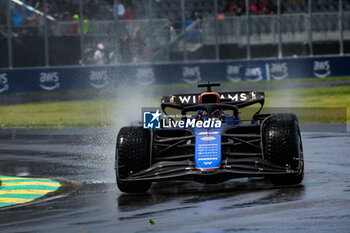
(195, 132, 221, 169)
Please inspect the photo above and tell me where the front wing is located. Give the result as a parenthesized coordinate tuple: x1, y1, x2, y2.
(118, 157, 300, 182)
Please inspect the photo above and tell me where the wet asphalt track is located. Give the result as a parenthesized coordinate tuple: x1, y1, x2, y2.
(0, 129, 349, 233)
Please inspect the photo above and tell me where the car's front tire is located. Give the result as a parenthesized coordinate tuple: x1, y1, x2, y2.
(263, 113, 304, 185)
(116, 126, 152, 193)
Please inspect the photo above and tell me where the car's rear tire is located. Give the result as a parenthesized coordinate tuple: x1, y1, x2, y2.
(263, 113, 304, 185)
(116, 126, 152, 193)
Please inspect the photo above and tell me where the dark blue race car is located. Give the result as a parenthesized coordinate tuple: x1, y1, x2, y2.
(115, 83, 304, 193)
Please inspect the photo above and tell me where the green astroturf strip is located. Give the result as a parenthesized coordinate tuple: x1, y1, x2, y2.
(0, 194, 43, 199)
(0, 185, 59, 191)
(0, 203, 16, 208)
(1, 179, 59, 184)
(0, 84, 349, 128)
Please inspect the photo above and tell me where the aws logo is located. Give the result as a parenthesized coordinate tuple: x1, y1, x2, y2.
(313, 60, 331, 78)
(226, 65, 242, 82)
(268, 62, 288, 80)
(39, 72, 60, 91)
(245, 67, 263, 82)
(89, 70, 108, 89)
(0, 73, 9, 93)
(136, 68, 155, 86)
(183, 66, 202, 84)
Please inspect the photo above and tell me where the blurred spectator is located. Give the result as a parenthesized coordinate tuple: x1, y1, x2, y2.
(183, 12, 200, 41)
(133, 6, 143, 19)
(83, 47, 94, 65)
(12, 3, 25, 26)
(66, 0, 79, 16)
(168, 17, 178, 41)
(123, 6, 134, 20)
(224, 0, 236, 16)
(23, 1, 39, 25)
(224, 0, 244, 16)
(184, 12, 194, 27)
(52, 1, 67, 20)
(261, 0, 276, 14)
(26, 12, 39, 26)
(127, 27, 150, 62)
(113, 0, 125, 20)
(123, 0, 134, 8)
(94, 43, 107, 65)
(193, 10, 203, 38)
(235, 0, 245, 16)
(197, 10, 204, 20)
(140, 44, 150, 62)
(86, 0, 100, 20)
(258, 0, 269, 14)
(108, 45, 120, 64)
(22, 0, 41, 10)
(249, 0, 260, 14)
(119, 32, 131, 63)
(77, 15, 90, 34)
(129, 28, 143, 62)
(2, 0, 283, 25)
(66, 14, 79, 35)
(44, 1, 57, 15)
(191, 2, 202, 20)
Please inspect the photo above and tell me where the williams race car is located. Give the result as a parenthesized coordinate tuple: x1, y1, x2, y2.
(115, 83, 304, 193)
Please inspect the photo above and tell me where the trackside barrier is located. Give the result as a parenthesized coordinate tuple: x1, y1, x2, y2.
(0, 55, 349, 95)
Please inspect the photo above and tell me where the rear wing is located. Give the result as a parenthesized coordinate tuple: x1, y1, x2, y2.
(161, 91, 265, 108)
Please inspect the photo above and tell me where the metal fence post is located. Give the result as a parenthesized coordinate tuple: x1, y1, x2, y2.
(43, 0, 49, 66)
(236, 17, 241, 46)
(245, 0, 251, 60)
(214, 0, 219, 61)
(79, 0, 84, 65)
(277, 0, 282, 59)
(148, 0, 154, 63)
(7, 0, 13, 68)
(181, 0, 187, 61)
(113, 0, 121, 63)
(339, 0, 344, 55)
(307, 0, 313, 56)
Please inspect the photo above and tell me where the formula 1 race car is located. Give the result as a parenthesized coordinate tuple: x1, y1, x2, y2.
(115, 82, 304, 193)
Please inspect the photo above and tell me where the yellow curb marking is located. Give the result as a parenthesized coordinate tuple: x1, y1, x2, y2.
(0, 190, 55, 195)
(0, 198, 34, 203)
(0, 177, 52, 181)
(0, 176, 62, 208)
(2, 182, 61, 187)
